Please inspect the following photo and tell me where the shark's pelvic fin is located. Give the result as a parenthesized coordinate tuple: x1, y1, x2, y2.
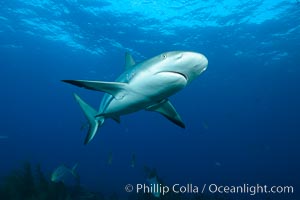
(73, 93, 105, 144)
(63, 80, 128, 100)
(125, 52, 136, 70)
(146, 99, 185, 128)
(111, 115, 121, 123)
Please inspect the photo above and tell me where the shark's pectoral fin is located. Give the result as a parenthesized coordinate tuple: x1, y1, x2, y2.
(146, 99, 185, 128)
(62, 80, 128, 100)
(125, 52, 136, 70)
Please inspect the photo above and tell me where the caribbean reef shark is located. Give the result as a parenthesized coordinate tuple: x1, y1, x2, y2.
(62, 51, 208, 144)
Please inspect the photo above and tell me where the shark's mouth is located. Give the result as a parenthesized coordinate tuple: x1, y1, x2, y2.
(168, 71, 188, 81)
(155, 71, 188, 83)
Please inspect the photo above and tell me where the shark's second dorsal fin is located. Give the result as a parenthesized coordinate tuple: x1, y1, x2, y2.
(146, 99, 185, 128)
(62, 80, 127, 100)
(125, 52, 135, 70)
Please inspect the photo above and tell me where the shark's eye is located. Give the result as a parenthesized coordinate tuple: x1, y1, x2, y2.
(161, 54, 167, 59)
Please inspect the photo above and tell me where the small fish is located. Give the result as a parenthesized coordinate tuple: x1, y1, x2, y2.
(147, 176, 160, 198)
(130, 153, 136, 168)
(215, 161, 221, 167)
(51, 163, 78, 183)
(144, 166, 162, 198)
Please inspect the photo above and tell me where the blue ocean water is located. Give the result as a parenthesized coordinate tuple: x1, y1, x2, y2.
(0, 0, 299, 199)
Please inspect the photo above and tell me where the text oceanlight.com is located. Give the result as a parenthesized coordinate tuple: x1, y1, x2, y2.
(207, 184, 293, 196)
(124, 183, 294, 196)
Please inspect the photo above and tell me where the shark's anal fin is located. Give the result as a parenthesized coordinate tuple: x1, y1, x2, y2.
(146, 99, 185, 128)
(125, 52, 136, 70)
(62, 80, 127, 100)
(73, 93, 105, 144)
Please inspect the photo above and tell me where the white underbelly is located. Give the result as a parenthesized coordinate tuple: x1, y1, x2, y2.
(103, 71, 187, 116)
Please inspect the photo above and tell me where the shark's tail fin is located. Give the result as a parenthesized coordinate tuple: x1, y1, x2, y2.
(73, 93, 105, 145)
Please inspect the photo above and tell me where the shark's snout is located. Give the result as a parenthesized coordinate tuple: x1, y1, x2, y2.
(175, 52, 208, 81)
(188, 52, 208, 67)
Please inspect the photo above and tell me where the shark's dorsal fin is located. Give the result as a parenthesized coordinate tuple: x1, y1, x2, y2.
(63, 80, 128, 100)
(146, 99, 185, 128)
(125, 52, 135, 70)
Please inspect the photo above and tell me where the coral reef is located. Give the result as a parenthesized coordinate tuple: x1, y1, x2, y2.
(0, 162, 100, 200)
(0, 162, 232, 200)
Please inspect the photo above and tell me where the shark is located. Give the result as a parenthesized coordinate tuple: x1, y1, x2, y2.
(62, 51, 208, 144)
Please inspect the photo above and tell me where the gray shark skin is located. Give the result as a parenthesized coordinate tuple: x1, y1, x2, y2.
(62, 51, 208, 144)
